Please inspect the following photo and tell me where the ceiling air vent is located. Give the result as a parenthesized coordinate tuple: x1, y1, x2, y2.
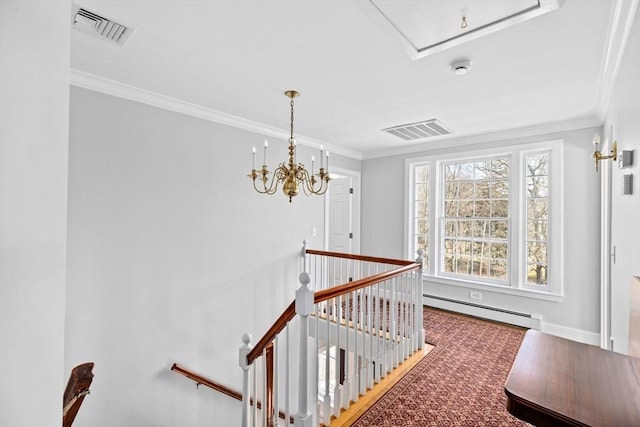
(72, 4, 133, 46)
(382, 119, 451, 141)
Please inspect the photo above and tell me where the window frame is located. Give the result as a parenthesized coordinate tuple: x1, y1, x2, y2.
(405, 140, 564, 299)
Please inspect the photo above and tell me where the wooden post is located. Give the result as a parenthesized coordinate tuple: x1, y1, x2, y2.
(294, 272, 314, 427)
(239, 333, 253, 427)
(265, 343, 275, 426)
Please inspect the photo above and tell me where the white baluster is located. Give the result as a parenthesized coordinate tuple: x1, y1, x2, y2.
(239, 333, 253, 427)
(295, 272, 314, 427)
(415, 249, 425, 350)
(285, 324, 291, 426)
(333, 295, 342, 417)
(352, 289, 359, 402)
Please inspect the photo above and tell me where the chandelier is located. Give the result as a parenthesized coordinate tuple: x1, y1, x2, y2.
(248, 90, 330, 202)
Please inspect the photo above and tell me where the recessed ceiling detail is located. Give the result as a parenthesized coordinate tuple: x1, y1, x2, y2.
(71, 4, 134, 46)
(367, 0, 563, 60)
(382, 119, 451, 141)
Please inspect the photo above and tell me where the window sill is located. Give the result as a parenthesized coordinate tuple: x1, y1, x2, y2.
(421, 274, 564, 302)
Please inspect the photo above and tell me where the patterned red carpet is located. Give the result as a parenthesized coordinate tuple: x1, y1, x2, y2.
(352, 307, 529, 426)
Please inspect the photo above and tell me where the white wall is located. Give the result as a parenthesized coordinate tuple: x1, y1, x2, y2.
(361, 128, 602, 340)
(0, 1, 70, 425)
(607, 8, 640, 354)
(65, 86, 345, 426)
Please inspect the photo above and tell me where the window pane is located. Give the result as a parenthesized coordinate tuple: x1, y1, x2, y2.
(491, 220, 509, 239)
(527, 220, 547, 241)
(416, 218, 429, 234)
(491, 159, 510, 179)
(525, 152, 550, 287)
(444, 220, 457, 237)
(491, 199, 509, 217)
(444, 200, 457, 216)
(490, 260, 508, 280)
(441, 156, 510, 281)
(471, 220, 488, 238)
(415, 183, 428, 201)
(444, 182, 458, 199)
(526, 153, 548, 176)
(413, 164, 430, 268)
(490, 180, 509, 198)
(527, 176, 548, 197)
(475, 180, 490, 198)
(474, 200, 490, 217)
(527, 263, 548, 285)
(459, 181, 474, 197)
(527, 199, 548, 220)
(458, 200, 474, 217)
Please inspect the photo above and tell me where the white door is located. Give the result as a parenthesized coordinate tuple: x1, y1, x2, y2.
(326, 168, 360, 254)
(328, 176, 352, 253)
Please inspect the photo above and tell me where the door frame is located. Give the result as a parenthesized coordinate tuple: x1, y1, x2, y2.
(324, 167, 361, 254)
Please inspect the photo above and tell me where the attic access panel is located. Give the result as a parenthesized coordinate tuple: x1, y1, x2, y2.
(367, 0, 562, 60)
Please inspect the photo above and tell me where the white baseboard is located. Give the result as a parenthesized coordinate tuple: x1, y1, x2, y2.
(423, 296, 533, 328)
(423, 295, 601, 345)
(539, 321, 601, 346)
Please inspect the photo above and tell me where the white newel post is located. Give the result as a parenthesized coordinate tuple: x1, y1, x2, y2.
(239, 333, 253, 427)
(415, 249, 425, 350)
(295, 272, 314, 427)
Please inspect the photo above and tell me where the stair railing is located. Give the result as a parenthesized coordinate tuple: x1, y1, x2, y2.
(240, 243, 424, 427)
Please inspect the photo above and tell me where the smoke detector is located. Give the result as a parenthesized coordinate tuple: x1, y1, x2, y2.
(450, 59, 472, 76)
(71, 3, 134, 46)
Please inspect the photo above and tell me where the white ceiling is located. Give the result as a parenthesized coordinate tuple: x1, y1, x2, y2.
(70, 0, 625, 158)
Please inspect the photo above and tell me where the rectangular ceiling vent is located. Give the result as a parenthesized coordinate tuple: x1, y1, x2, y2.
(382, 119, 451, 141)
(72, 4, 133, 46)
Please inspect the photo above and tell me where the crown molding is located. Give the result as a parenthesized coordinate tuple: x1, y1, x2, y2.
(69, 69, 362, 160)
(363, 115, 602, 159)
(595, 0, 640, 121)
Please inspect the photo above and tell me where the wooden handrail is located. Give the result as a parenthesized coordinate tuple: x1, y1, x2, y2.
(247, 301, 296, 364)
(172, 363, 242, 400)
(171, 363, 293, 423)
(246, 261, 421, 364)
(305, 249, 416, 266)
(314, 262, 421, 304)
(63, 362, 94, 427)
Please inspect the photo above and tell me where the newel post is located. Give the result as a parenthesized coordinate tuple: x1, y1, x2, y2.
(239, 333, 253, 427)
(294, 272, 314, 427)
(415, 249, 425, 350)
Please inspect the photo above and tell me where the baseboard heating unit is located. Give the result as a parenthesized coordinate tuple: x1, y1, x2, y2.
(423, 294, 539, 329)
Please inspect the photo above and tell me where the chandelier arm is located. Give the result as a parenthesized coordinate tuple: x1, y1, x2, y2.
(252, 171, 279, 195)
(298, 167, 331, 196)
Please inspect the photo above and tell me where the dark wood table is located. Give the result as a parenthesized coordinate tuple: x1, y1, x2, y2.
(504, 329, 640, 426)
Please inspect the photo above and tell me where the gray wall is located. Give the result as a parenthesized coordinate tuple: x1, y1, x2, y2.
(361, 128, 602, 338)
(607, 9, 640, 354)
(65, 87, 348, 426)
(0, 3, 70, 425)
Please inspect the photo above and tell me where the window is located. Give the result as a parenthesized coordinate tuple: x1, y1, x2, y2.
(411, 164, 430, 268)
(441, 158, 510, 283)
(407, 142, 561, 296)
(524, 152, 550, 287)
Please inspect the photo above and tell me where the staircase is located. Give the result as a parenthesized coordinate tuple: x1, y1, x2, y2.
(238, 242, 424, 426)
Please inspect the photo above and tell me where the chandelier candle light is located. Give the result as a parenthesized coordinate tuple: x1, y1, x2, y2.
(248, 90, 330, 202)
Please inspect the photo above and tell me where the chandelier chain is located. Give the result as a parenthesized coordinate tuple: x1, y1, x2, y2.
(290, 98, 295, 143)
